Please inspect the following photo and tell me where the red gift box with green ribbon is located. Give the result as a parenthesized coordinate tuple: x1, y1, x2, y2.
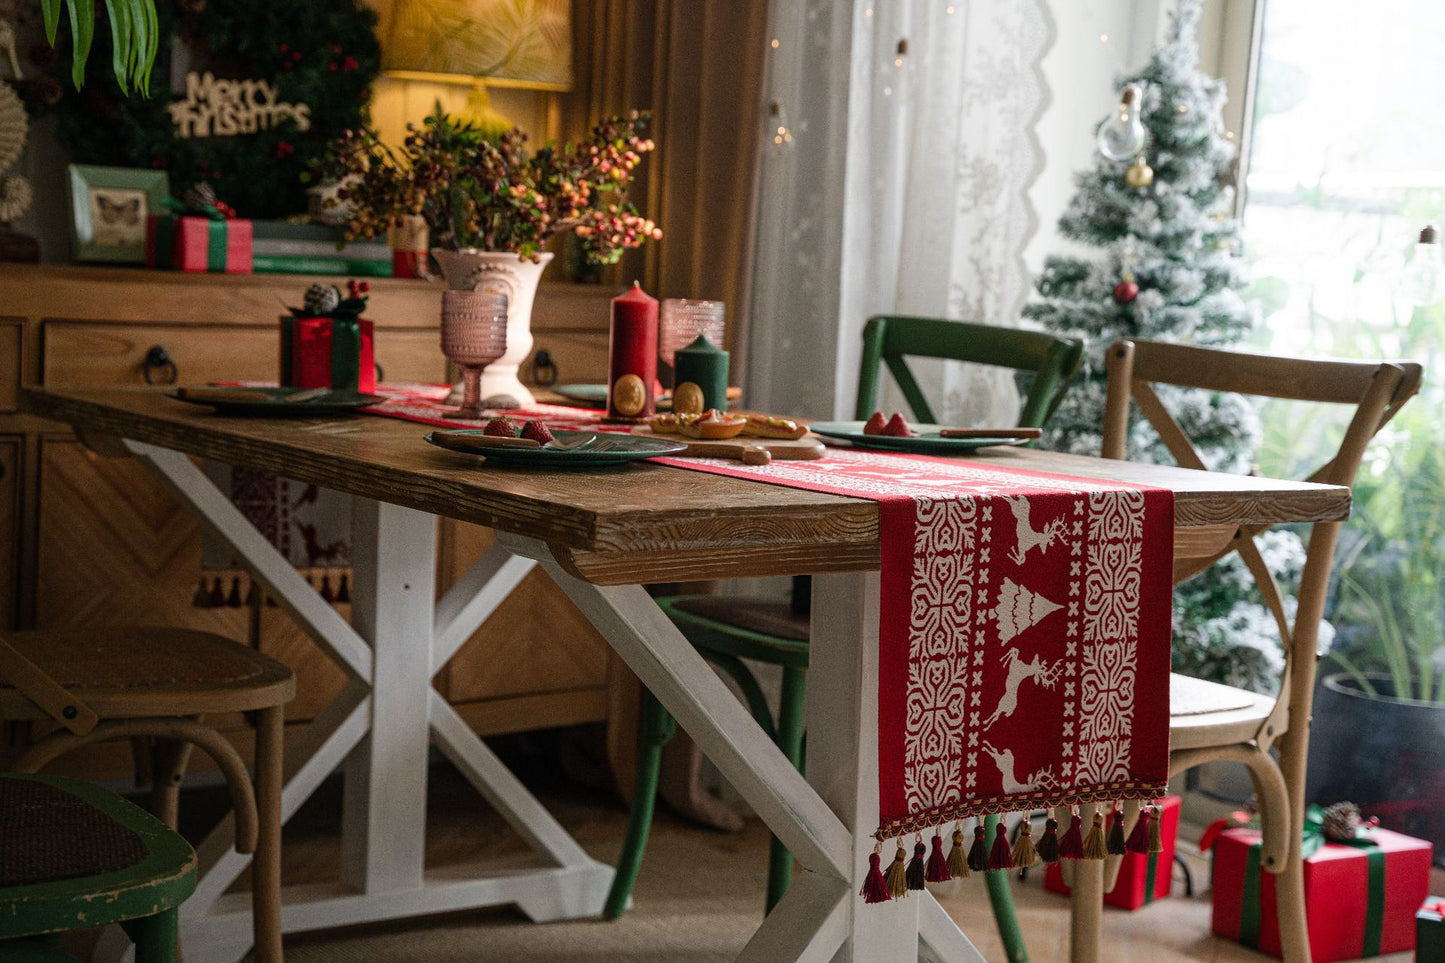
(1418, 897, 1445, 961)
(279, 281, 375, 393)
(1208, 808, 1432, 961)
(145, 197, 252, 274)
(1044, 795, 1181, 909)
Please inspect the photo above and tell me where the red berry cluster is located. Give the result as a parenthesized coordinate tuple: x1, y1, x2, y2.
(318, 110, 661, 263)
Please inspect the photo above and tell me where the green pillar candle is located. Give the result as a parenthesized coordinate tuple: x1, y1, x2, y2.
(673, 334, 729, 412)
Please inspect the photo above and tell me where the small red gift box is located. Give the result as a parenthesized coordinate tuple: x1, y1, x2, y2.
(279, 316, 375, 393)
(1044, 795, 1181, 909)
(146, 215, 253, 273)
(1210, 826, 1432, 961)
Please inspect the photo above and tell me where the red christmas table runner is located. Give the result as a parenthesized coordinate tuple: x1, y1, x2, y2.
(365, 392, 1177, 871)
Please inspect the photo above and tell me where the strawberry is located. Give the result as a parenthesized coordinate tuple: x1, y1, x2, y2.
(482, 416, 517, 437)
(520, 420, 554, 445)
(863, 411, 887, 435)
(882, 413, 912, 437)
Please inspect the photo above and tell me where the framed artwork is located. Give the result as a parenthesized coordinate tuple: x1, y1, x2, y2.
(68, 165, 170, 264)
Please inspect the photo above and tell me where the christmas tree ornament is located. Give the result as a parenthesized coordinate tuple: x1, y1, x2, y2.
(1097, 83, 1146, 161)
(1113, 277, 1139, 304)
(304, 283, 342, 316)
(1125, 155, 1154, 189)
(1320, 801, 1362, 842)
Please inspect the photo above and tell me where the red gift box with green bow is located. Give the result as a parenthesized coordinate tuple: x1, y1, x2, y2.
(279, 281, 375, 393)
(1044, 795, 1181, 909)
(1206, 806, 1432, 961)
(145, 195, 253, 274)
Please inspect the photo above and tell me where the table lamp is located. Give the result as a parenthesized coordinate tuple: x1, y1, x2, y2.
(375, 0, 573, 133)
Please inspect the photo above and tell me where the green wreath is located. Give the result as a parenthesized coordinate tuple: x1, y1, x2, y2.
(42, 0, 379, 219)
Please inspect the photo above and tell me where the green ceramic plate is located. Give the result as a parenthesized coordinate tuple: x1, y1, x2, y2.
(807, 421, 1031, 455)
(425, 430, 688, 468)
(552, 383, 611, 406)
(168, 386, 384, 416)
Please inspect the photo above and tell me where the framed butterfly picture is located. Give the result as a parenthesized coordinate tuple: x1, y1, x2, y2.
(68, 165, 171, 264)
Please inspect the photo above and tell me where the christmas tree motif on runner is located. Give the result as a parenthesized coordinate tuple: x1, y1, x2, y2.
(981, 740, 1058, 795)
(1004, 495, 1067, 565)
(994, 577, 1062, 642)
(983, 647, 1062, 728)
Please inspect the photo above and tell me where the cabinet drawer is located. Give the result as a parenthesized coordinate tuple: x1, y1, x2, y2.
(0, 319, 20, 411)
(0, 436, 18, 627)
(43, 321, 446, 386)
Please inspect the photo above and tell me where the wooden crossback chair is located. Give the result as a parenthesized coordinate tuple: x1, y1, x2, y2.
(1064, 339, 1422, 963)
(0, 628, 294, 963)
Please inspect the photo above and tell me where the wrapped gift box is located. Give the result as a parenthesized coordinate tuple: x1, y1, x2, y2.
(1044, 795, 1181, 909)
(1210, 826, 1432, 961)
(279, 316, 375, 393)
(1418, 898, 1445, 962)
(146, 214, 253, 273)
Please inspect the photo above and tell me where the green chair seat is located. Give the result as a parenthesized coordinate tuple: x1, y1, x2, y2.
(605, 318, 1082, 963)
(1, 774, 196, 962)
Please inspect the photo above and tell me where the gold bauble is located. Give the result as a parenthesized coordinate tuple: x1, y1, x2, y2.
(1125, 157, 1154, 189)
(611, 374, 647, 416)
(672, 381, 705, 415)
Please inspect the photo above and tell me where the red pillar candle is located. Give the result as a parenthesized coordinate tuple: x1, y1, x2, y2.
(607, 281, 659, 419)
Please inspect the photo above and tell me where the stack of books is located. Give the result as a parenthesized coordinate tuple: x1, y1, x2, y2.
(251, 221, 394, 277)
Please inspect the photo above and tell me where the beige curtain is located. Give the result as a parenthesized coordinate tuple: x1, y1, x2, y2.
(564, 0, 768, 360)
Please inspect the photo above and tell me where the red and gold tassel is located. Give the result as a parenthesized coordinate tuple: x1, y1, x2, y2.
(905, 836, 927, 891)
(884, 842, 909, 898)
(1106, 805, 1128, 856)
(1037, 814, 1060, 863)
(966, 822, 989, 872)
(1058, 809, 1084, 859)
(946, 824, 970, 879)
(925, 832, 951, 883)
(1011, 818, 1038, 869)
(1148, 804, 1164, 853)
(860, 844, 891, 903)
(1125, 806, 1153, 855)
(1082, 808, 1108, 860)
(988, 819, 1014, 871)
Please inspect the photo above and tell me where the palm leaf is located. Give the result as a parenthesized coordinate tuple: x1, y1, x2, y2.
(41, 0, 157, 94)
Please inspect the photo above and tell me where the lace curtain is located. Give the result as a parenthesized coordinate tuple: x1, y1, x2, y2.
(744, 0, 1055, 423)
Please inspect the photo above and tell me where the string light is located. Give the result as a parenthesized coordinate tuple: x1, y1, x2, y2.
(768, 100, 793, 150)
(1099, 33, 1109, 43)
(770, 38, 779, 49)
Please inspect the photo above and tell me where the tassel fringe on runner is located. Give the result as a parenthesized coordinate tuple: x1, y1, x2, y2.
(859, 800, 1169, 903)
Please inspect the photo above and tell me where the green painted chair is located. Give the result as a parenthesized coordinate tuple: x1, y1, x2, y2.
(604, 316, 1083, 955)
(0, 773, 197, 963)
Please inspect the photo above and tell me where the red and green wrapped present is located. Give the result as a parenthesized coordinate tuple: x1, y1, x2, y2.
(145, 192, 252, 274)
(279, 281, 376, 393)
(1044, 796, 1181, 909)
(1208, 806, 1432, 961)
(1418, 898, 1445, 962)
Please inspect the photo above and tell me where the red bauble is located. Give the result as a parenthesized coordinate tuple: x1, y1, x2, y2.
(1113, 280, 1140, 304)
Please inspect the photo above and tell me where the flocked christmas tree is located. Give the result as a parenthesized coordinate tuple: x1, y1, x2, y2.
(1024, 0, 1306, 692)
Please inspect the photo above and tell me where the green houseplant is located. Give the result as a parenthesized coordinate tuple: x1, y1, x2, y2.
(40, 0, 157, 93)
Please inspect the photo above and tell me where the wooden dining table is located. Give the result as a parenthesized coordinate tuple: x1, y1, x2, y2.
(19, 385, 1352, 963)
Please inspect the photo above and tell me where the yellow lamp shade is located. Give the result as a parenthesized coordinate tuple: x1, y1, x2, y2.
(375, 0, 573, 91)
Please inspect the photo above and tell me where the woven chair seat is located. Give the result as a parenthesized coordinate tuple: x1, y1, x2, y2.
(669, 597, 811, 644)
(0, 778, 147, 887)
(0, 627, 295, 718)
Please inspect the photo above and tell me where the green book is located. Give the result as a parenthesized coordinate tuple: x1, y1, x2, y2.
(252, 255, 394, 277)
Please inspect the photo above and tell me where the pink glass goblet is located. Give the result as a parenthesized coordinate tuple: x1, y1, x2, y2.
(658, 299, 725, 388)
(440, 290, 508, 420)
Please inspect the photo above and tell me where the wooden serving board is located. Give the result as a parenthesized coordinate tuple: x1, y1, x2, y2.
(631, 427, 826, 465)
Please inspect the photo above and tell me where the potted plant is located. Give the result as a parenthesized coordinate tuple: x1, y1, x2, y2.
(39, 0, 156, 93)
(1306, 410, 1445, 862)
(319, 110, 661, 406)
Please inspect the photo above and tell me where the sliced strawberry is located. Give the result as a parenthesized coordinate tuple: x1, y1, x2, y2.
(863, 411, 887, 435)
(520, 420, 554, 445)
(482, 416, 517, 437)
(882, 413, 912, 437)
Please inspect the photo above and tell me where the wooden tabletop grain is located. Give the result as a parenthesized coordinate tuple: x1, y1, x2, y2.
(21, 386, 1351, 584)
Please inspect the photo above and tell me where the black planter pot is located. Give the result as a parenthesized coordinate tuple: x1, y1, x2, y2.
(1306, 672, 1445, 865)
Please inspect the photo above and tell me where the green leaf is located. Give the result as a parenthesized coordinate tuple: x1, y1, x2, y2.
(65, 0, 95, 91)
(103, 0, 131, 94)
(40, 0, 61, 43)
(138, 0, 158, 95)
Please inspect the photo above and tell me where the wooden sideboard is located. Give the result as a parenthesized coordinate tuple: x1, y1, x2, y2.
(0, 264, 636, 782)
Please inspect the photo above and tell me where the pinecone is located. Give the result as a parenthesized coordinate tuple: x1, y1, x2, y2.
(1320, 801, 1361, 842)
(181, 181, 218, 211)
(303, 283, 342, 316)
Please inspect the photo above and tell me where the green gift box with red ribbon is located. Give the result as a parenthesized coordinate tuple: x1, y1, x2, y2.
(1208, 808, 1432, 961)
(1044, 795, 1181, 909)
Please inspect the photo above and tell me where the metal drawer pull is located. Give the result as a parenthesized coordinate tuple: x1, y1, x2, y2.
(142, 345, 178, 385)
